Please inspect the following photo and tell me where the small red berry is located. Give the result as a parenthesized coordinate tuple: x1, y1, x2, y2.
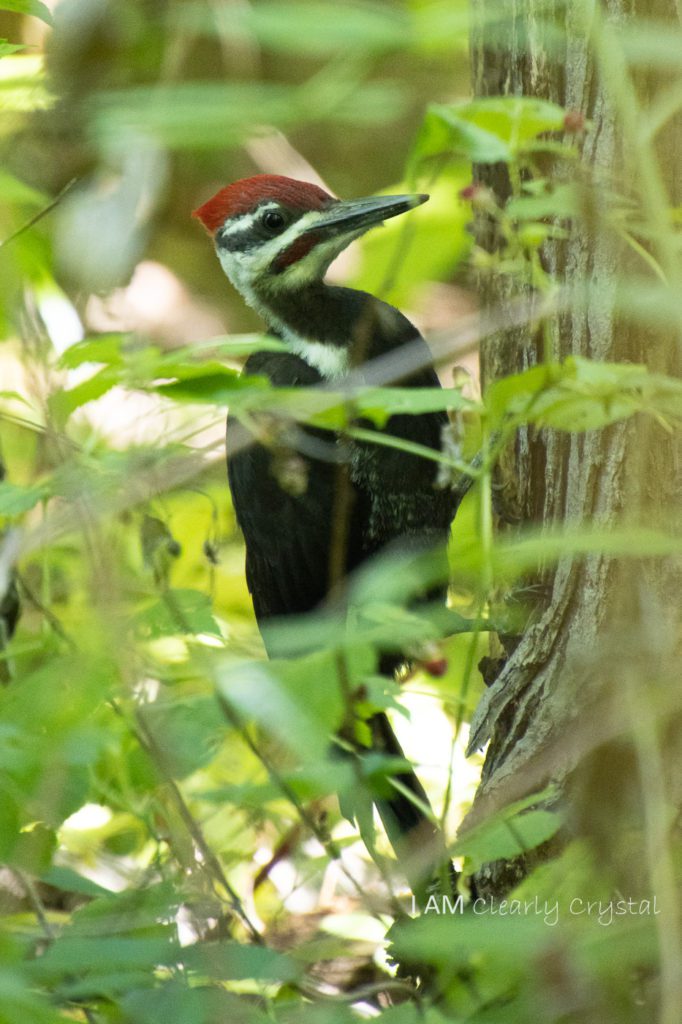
(459, 182, 483, 202)
(422, 657, 449, 678)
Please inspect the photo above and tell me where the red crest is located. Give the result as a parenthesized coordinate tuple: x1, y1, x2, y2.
(192, 175, 334, 234)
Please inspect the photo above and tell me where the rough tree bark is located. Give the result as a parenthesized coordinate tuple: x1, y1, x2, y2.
(464, 0, 682, 901)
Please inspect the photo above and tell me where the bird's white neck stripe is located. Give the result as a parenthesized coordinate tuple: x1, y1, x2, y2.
(256, 298, 349, 380)
(284, 334, 349, 379)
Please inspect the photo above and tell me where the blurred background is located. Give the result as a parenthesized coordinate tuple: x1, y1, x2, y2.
(0, 0, 483, 946)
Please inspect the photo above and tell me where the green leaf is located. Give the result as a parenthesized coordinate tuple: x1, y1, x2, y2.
(454, 525, 682, 588)
(49, 365, 121, 422)
(0, 479, 49, 516)
(155, 368, 258, 404)
(453, 807, 561, 869)
(177, 0, 409, 57)
(68, 881, 180, 938)
(411, 103, 511, 169)
(0, 39, 25, 56)
(27, 937, 177, 993)
(57, 334, 127, 369)
(41, 866, 112, 898)
(183, 940, 300, 983)
(486, 356, 682, 432)
(136, 589, 222, 639)
(122, 983, 267, 1024)
(217, 647, 361, 762)
(350, 171, 472, 304)
(0, 0, 53, 26)
(91, 79, 406, 150)
(410, 96, 568, 174)
(506, 182, 579, 220)
(139, 696, 225, 778)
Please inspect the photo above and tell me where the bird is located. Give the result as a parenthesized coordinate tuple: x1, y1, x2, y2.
(193, 174, 460, 896)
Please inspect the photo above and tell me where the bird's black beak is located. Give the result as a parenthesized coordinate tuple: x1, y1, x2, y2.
(304, 192, 428, 238)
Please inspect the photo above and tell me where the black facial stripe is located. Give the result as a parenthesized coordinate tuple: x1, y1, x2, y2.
(215, 227, 263, 253)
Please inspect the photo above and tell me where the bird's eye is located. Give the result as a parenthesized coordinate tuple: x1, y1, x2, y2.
(261, 208, 286, 233)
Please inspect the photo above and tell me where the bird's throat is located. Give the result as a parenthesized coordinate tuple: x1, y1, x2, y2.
(252, 283, 351, 381)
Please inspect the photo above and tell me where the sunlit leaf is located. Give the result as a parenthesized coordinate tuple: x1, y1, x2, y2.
(183, 940, 300, 982)
(0, 0, 52, 27)
(0, 479, 49, 516)
(409, 96, 568, 174)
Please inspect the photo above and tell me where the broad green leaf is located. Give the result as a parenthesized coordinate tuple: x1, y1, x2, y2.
(49, 365, 121, 421)
(41, 865, 111, 898)
(453, 807, 561, 868)
(155, 369, 262, 404)
(0, 479, 49, 516)
(91, 80, 406, 150)
(183, 940, 300, 982)
(57, 334, 127, 369)
(389, 909, 549, 971)
(0, 0, 52, 26)
(135, 589, 222, 639)
(217, 647, 363, 761)
(458, 95, 567, 145)
(0, 40, 26, 57)
(177, 0, 410, 57)
(27, 936, 177, 990)
(122, 984, 267, 1024)
(410, 96, 567, 174)
(486, 356, 682, 431)
(68, 881, 180, 938)
(506, 182, 579, 220)
(139, 696, 225, 778)
(410, 103, 511, 170)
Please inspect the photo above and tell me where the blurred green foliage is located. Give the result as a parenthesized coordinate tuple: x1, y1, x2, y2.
(0, 1, 680, 1023)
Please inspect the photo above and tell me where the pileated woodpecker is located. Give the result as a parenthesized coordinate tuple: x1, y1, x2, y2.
(194, 175, 459, 894)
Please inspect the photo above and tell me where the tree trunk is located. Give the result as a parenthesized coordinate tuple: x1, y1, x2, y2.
(465, 0, 682, 901)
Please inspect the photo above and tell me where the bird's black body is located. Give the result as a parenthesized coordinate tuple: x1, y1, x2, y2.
(194, 175, 458, 892)
(228, 286, 455, 620)
(227, 286, 457, 885)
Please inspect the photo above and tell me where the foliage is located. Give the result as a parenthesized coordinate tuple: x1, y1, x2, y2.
(0, 1, 680, 1023)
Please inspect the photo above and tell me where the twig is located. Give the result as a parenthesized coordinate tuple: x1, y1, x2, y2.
(0, 178, 79, 250)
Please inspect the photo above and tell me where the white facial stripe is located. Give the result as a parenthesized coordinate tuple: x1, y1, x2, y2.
(216, 209, 323, 291)
(219, 202, 281, 238)
(214, 208, 354, 381)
